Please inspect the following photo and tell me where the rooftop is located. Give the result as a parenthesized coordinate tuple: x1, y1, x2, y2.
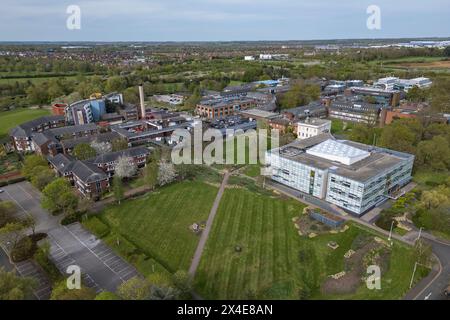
(306, 139, 370, 165)
(270, 134, 413, 182)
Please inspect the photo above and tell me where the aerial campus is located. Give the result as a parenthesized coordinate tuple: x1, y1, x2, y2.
(0, 1, 449, 305)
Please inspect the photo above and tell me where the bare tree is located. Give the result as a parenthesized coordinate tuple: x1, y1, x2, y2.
(115, 156, 137, 179)
(90, 139, 112, 155)
(158, 161, 177, 186)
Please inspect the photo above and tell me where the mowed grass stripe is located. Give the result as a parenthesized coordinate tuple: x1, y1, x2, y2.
(101, 181, 218, 272)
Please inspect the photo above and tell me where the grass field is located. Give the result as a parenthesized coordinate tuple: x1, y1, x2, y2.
(0, 108, 51, 138)
(94, 181, 219, 274)
(194, 186, 427, 300)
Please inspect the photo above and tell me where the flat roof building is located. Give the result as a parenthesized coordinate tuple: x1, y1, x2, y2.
(266, 134, 414, 215)
(296, 118, 331, 140)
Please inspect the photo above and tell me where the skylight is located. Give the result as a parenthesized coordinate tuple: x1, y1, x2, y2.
(306, 139, 370, 165)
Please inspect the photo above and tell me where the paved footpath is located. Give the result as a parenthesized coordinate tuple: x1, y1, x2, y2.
(188, 171, 230, 278)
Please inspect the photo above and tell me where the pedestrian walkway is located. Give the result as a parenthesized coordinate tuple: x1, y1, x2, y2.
(188, 171, 230, 278)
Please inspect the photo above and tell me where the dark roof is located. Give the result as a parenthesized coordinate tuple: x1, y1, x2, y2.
(89, 147, 150, 164)
(9, 115, 65, 138)
(47, 153, 76, 174)
(31, 132, 59, 146)
(72, 161, 108, 183)
(50, 123, 98, 137)
(61, 132, 120, 149)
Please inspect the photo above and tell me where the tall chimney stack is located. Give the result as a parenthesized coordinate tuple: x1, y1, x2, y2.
(138, 84, 146, 119)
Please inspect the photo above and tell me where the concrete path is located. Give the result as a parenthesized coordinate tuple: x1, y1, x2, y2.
(188, 171, 230, 278)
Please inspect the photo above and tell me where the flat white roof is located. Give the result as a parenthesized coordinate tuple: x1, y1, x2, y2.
(306, 139, 370, 165)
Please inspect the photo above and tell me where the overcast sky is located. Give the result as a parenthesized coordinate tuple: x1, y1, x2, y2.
(2, 0, 450, 41)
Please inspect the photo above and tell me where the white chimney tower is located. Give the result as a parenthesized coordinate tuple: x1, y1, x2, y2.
(138, 85, 146, 119)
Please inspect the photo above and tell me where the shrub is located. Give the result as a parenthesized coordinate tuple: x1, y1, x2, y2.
(34, 243, 62, 282)
(82, 217, 110, 238)
(11, 236, 36, 262)
(60, 211, 84, 225)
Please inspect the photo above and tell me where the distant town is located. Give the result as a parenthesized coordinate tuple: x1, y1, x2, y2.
(0, 37, 449, 304)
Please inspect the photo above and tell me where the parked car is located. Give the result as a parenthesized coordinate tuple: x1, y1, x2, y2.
(0, 189, 4, 193)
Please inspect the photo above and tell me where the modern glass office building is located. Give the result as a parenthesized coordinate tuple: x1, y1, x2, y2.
(265, 133, 414, 215)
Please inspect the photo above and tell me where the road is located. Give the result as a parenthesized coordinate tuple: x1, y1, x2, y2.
(188, 171, 230, 278)
(403, 231, 450, 300)
(0, 181, 140, 293)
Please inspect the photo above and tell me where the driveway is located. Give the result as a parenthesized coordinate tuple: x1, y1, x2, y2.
(0, 181, 140, 294)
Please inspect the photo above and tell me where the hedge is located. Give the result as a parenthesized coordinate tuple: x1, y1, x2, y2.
(82, 217, 110, 238)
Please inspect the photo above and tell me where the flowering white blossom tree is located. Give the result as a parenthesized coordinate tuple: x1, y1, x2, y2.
(90, 139, 112, 155)
(158, 161, 177, 186)
(115, 156, 137, 179)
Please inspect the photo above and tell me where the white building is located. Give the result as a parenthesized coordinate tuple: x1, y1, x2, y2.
(266, 134, 414, 215)
(375, 76, 432, 92)
(259, 54, 273, 60)
(395, 77, 433, 91)
(244, 56, 255, 61)
(296, 118, 331, 140)
(375, 77, 400, 90)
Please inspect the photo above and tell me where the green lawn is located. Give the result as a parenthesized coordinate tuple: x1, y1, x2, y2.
(94, 181, 219, 274)
(194, 186, 428, 300)
(0, 108, 51, 139)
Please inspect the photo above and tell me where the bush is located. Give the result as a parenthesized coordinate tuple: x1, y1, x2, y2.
(375, 212, 398, 231)
(11, 233, 47, 263)
(82, 217, 110, 238)
(60, 211, 84, 225)
(95, 291, 121, 300)
(11, 236, 36, 262)
(34, 244, 62, 282)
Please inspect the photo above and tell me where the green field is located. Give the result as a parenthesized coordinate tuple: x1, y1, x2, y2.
(94, 181, 219, 273)
(0, 108, 51, 138)
(194, 187, 427, 300)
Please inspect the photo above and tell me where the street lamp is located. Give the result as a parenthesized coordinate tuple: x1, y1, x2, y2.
(388, 220, 395, 242)
(416, 227, 423, 242)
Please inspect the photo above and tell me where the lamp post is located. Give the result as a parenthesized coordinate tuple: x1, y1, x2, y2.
(388, 220, 395, 242)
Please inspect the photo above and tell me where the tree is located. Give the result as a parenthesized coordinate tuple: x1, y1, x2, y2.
(379, 119, 422, 154)
(23, 215, 36, 236)
(105, 76, 128, 93)
(172, 270, 192, 298)
(0, 267, 37, 300)
(112, 138, 129, 152)
(158, 161, 177, 186)
(413, 240, 433, 267)
(444, 46, 450, 57)
(419, 187, 449, 210)
(42, 178, 78, 215)
(22, 155, 48, 179)
(144, 161, 159, 189)
(280, 81, 320, 109)
(115, 156, 137, 179)
(90, 139, 112, 155)
(0, 221, 27, 250)
(117, 277, 151, 300)
(30, 166, 55, 190)
(416, 136, 450, 171)
(0, 201, 17, 228)
(149, 285, 178, 300)
(113, 176, 124, 204)
(73, 143, 97, 161)
(50, 280, 96, 300)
